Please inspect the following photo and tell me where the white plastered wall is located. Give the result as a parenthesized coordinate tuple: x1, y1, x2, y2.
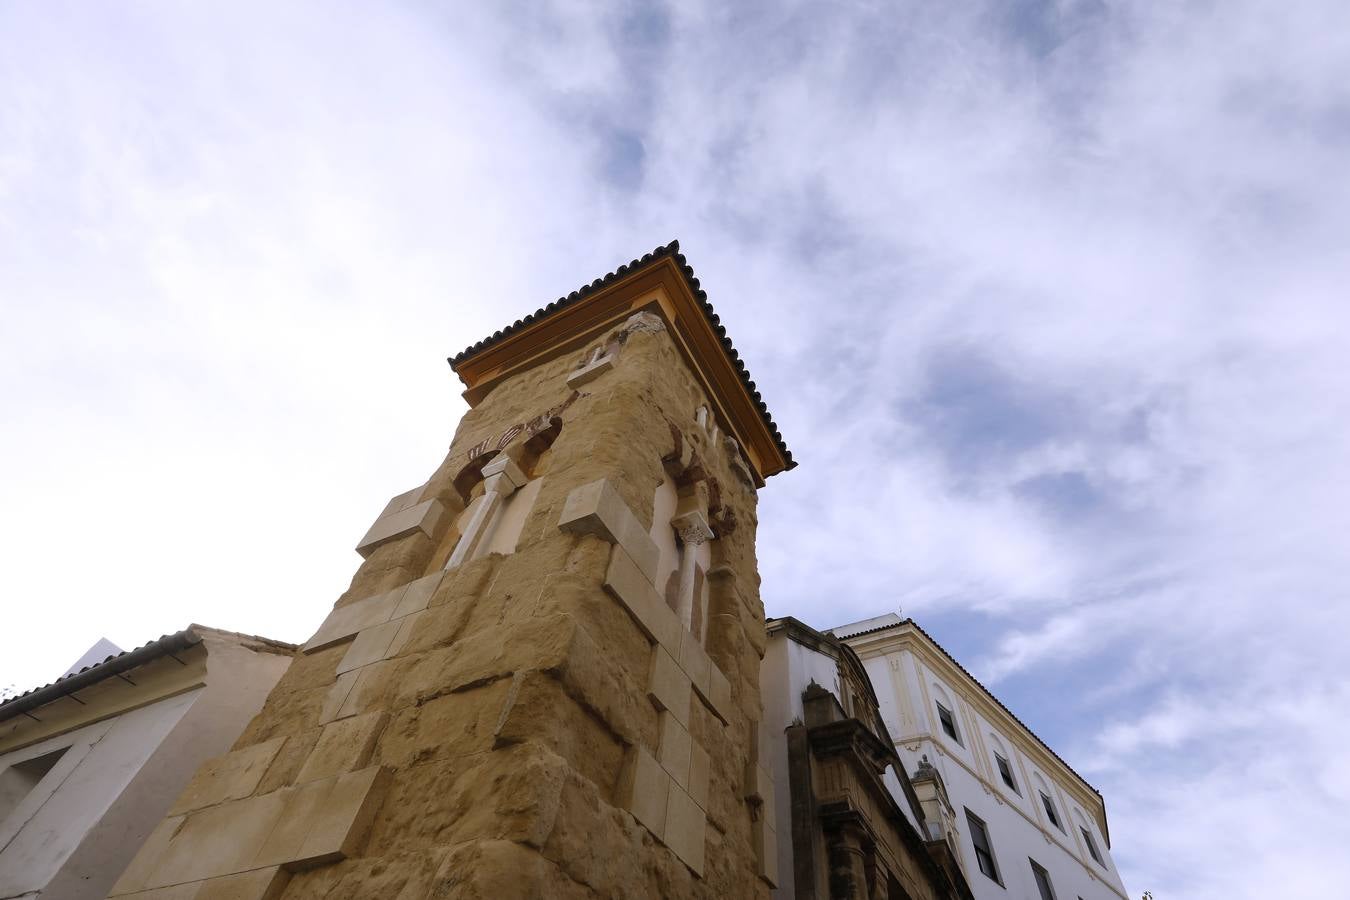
(0, 690, 201, 899)
(860, 646, 1128, 900)
(0, 634, 292, 900)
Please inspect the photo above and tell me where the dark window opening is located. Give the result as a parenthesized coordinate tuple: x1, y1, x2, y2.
(1030, 858, 1056, 900)
(1081, 826, 1104, 866)
(1040, 790, 1063, 831)
(964, 808, 1000, 884)
(0, 746, 68, 823)
(936, 701, 962, 746)
(995, 753, 1018, 793)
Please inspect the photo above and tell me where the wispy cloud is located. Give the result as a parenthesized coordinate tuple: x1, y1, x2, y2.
(3, 1, 1348, 895)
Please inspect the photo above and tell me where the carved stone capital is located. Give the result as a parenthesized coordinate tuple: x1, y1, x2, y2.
(672, 510, 714, 545)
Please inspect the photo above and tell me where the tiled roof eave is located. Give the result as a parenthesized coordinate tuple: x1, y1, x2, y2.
(448, 240, 794, 475)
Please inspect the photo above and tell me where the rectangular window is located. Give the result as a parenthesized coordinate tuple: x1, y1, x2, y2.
(0, 746, 68, 823)
(1080, 826, 1104, 866)
(1040, 790, 1063, 831)
(936, 701, 962, 745)
(995, 753, 1018, 793)
(1030, 858, 1056, 900)
(964, 808, 1000, 883)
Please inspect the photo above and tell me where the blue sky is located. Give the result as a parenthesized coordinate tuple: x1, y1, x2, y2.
(3, 2, 1348, 896)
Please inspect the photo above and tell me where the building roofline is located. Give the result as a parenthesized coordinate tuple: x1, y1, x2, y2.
(0, 625, 297, 726)
(835, 616, 1113, 847)
(448, 240, 794, 480)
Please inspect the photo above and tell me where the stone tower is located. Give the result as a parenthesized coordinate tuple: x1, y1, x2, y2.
(108, 242, 794, 899)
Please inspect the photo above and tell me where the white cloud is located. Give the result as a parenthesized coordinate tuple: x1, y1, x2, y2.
(3, 2, 1349, 896)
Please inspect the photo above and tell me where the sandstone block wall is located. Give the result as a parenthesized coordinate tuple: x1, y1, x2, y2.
(111, 315, 774, 899)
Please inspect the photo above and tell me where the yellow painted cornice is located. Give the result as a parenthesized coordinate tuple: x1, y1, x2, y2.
(449, 242, 794, 484)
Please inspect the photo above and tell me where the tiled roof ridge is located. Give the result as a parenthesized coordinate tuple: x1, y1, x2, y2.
(837, 616, 1103, 800)
(447, 239, 794, 473)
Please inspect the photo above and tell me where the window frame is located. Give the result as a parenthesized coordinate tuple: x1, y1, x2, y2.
(1030, 857, 1057, 900)
(994, 752, 1019, 794)
(936, 700, 963, 746)
(963, 808, 1002, 885)
(1080, 825, 1105, 867)
(1039, 790, 1064, 832)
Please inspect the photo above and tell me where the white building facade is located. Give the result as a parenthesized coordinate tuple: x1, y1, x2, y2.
(835, 615, 1128, 900)
(0, 626, 293, 900)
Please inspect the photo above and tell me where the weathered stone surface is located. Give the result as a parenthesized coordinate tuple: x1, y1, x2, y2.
(296, 711, 385, 783)
(689, 742, 711, 811)
(168, 737, 287, 816)
(426, 838, 596, 900)
(376, 679, 510, 768)
(664, 781, 706, 875)
(356, 497, 447, 558)
(680, 629, 713, 700)
(379, 484, 426, 519)
(336, 618, 401, 675)
(194, 866, 291, 900)
(146, 791, 289, 887)
(303, 589, 403, 653)
(604, 543, 681, 652)
(658, 711, 693, 789)
(648, 645, 692, 727)
(558, 478, 660, 581)
(319, 670, 359, 724)
(124, 270, 773, 900)
(566, 351, 616, 389)
(622, 745, 670, 841)
(294, 766, 391, 865)
(108, 814, 184, 895)
(392, 570, 444, 618)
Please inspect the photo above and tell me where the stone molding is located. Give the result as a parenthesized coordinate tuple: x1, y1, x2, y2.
(558, 477, 745, 876)
(355, 482, 447, 559)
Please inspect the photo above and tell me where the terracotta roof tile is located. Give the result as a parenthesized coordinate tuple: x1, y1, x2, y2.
(448, 240, 794, 473)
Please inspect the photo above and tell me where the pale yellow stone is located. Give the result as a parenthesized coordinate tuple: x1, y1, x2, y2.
(647, 645, 691, 727)
(391, 571, 444, 617)
(622, 746, 670, 841)
(117, 883, 200, 899)
(295, 766, 390, 866)
(557, 478, 660, 582)
(379, 484, 426, 519)
(679, 630, 712, 699)
(109, 814, 184, 895)
(705, 663, 732, 724)
(319, 669, 359, 724)
(194, 866, 291, 900)
(251, 778, 332, 868)
(753, 764, 775, 821)
(356, 497, 447, 558)
(385, 610, 425, 658)
(603, 543, 679, 650)
(688, 743, 711, 811)
(336, 663, 385, 720)
(565, 352, 615, 389)
(145, 791, 287, 888)
(303, 589, 402, 653)
(753, 814, 778, 887)
(336, 619, 401, 675)
(296, 711, 386, 783)
(663, 781, 706, 876)
(657, 711, 692, 788)
(168, 737, 287, 816)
